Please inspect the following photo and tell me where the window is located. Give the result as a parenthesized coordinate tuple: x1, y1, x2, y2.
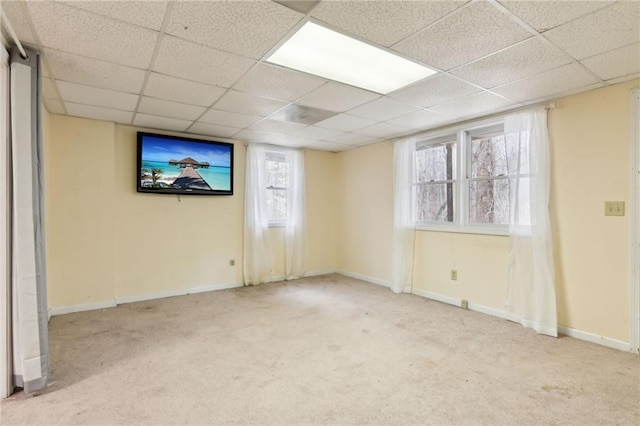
(265, 151, 288, 224)
(415, 121, 529, 233)
(414, 136, 456, 222)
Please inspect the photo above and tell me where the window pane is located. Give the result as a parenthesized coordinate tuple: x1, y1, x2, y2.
(468, 179, 510, 225)
(416, 183, 454, 222)
(415, 141, 456, 183)
(266, 159, 287, 188)
(267, 188, 286, 221)
(470, 133, 521, 178)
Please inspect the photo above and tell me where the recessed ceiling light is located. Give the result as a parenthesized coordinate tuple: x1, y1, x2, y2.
(266, 22, 436, 95)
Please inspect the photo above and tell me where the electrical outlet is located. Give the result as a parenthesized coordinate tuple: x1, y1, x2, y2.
(229, 259, 236, 267)
(461, 299, 469, 310)
(450, 270, 458, 281)
(604, 201, 625, 216)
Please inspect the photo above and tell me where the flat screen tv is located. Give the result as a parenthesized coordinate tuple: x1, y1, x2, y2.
(137, 132, 234, 196)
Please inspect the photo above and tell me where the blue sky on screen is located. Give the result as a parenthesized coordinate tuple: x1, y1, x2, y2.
(141, 135, 231, 168)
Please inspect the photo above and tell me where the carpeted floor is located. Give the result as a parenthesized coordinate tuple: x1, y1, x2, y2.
(1, 274, 639, 425)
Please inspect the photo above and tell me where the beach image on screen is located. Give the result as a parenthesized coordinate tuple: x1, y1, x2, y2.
(139, 136, 231, 192)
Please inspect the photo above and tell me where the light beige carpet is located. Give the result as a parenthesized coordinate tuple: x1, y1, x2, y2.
(1, 274, 639, 425)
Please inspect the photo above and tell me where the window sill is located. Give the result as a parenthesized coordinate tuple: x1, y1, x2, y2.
(415, 223, 510, 237)
(268, 221, 286, 228)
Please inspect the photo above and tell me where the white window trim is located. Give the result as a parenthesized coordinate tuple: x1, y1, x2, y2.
(414, 117, 516, 236)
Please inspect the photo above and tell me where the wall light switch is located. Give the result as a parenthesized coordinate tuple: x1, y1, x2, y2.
(604, 201, 625, 216)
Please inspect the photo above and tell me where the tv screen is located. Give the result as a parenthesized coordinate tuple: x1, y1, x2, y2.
(137, 132, 233, 196)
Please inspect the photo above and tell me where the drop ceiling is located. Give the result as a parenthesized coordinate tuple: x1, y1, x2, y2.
(2, 0, 639, 152)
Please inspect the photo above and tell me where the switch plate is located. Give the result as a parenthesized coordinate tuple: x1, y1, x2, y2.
(229, 259, 236, 266)
(604, 201, 625, 216)
(450, 270, 458, 281)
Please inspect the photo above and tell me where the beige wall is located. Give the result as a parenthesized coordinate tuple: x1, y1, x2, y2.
(336, 142, 394, 282)
(45, 116, 338, 307)
(45, 80, 637, 343)
(336, 80, 638, 343)
(549, 80, 637, 341)
(46, 115, 117, 307)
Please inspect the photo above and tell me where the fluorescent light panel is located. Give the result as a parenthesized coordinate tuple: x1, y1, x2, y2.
(267, 22, 436, 95)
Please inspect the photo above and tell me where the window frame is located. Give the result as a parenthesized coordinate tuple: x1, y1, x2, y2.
(265, 150, 288, 227)
(414, 118, 515, 236)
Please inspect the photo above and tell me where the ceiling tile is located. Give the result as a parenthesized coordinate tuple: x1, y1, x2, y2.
(451, 37, 572, 89)
(214, 90, 289, 117)
(233, 64, 326, 102)
(386, 109, 452, 130)
(296, 82, 380, 112)
(133, 113, 191, 132)
(275, 135, 318, 148)
(59, 1, 169, 30)
(327, 132, 382, 146)
(42, 78, 58, 99)
(388, 74, 480, 107)
(235, 129, 284, 144)
(348, 97, 420, 121)
(292, 126, 344, 140)
(311, 0, 466, 47)
(199, 109, 262, 128)
(27, 1, 158, 68)
(57, 81, 139, 111)
(166, 1, 302, 60)
(581, 43, 640, 81)
(492, 63, 601, 103)
(188, 122, 241, 139)
(144, 73, 226, 108)
(138, 97, 206, 121)
(314, 113, 378, 132)
(45, 48, 146, 94)
(2, 0, 37, 45)
(43, 98, 65, 115)
(499, 0, 614, 32)
(153, 36, 256, 88)
(393, 1, 531, 70)
(544, 2, 640, 60)
(303, 141, 353, 152)
(353, 122, 410, 139)
(430, 91, 516, 118)
(273, 1, 320, 15)
(65, 102, 133, 124)
(249, 119, 308, 133)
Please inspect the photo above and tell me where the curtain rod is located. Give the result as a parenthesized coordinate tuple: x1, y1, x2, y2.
(1, 10, 28, 59)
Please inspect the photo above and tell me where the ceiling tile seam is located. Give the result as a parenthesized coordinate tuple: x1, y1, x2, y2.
(387, 0, 475, 49)
(578, 40, 640, 62)
(490, 0, 608, 87)
(184, 14, 310, 134)
(131, 1, 175, 127)
(53, 1, 167, 33)
(42, 46, 151, 73)
(444, 34, 554, 78)
(487, 0, 541, 38)
(18, 1, 67, 115)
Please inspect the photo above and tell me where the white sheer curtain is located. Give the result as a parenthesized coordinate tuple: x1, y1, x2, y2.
(391, 137, 416, 293)
(244, 145, 306, 284)
(1, 47, 50, 397)
(284, 149, 306, 280)
(243, 144, 272, 285)
(505, 107, 557, 337)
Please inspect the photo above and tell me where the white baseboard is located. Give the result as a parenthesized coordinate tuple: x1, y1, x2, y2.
(48, 282, 243, 318)
(557, 326, 631, 352)
(411, 288, 633, 353)
(304, 269, 338, 278)
(115, 281, 244, 305)
(48, 300, 117, 319)
(336, 270, 391, 288)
